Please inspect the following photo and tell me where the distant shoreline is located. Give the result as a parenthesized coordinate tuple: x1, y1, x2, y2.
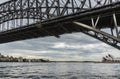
(0, 61, 120, 63)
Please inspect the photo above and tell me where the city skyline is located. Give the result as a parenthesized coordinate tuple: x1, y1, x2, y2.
(0, 0, 120, 61)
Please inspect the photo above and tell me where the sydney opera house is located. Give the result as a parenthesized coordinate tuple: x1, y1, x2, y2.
(102, 54, 120, 63)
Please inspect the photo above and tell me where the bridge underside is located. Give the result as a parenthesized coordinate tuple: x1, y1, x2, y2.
(0, 22, 79, 43)
(0, 10, 120, 49)
(0, 0, 120, 50)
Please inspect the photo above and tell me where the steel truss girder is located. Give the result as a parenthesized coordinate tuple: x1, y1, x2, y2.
(73, 12, 120, 50)
(0, 0, 119, 50)
(0, 0, 119, 31)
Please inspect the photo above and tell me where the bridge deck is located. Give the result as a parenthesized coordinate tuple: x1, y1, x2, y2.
(0, 2, 120, 44)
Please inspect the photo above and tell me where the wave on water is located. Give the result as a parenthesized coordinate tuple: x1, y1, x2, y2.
(0, 62, 120, 79)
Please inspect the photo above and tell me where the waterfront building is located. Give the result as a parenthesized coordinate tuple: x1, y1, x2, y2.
(18, 57, 23, 62)
(102, 54, 120, 63)
(0, 53, 49, 62)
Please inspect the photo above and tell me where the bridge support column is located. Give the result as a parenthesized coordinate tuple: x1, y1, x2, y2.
(113, 13, 119, 38)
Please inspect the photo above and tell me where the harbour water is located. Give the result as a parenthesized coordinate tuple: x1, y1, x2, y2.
(0, 62, 120, 79)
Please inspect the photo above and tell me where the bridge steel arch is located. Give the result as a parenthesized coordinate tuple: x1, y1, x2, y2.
(0, 0, 118, 30)
(0, 0, 119, 50)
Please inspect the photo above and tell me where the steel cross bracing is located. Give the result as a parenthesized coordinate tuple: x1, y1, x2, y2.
(0, 0, 119, 31)
(0, 0, 119, 50)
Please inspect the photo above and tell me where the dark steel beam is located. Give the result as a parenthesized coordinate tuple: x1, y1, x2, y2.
(0, 0, 119, 50)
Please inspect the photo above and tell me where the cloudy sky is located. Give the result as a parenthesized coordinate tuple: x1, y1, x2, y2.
(0, 0, 120, 61)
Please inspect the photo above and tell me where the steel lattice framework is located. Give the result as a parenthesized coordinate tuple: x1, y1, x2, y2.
(0, 0, 120, 50)
(0, 0, 119, 30)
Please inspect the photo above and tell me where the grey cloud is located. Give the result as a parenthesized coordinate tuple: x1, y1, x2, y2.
(0, 32, 120, 61)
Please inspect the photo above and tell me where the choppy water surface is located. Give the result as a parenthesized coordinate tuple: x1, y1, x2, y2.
(0, 62, 120, 79)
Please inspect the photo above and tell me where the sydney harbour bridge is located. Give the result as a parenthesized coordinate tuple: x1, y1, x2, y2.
(0, 0, 120, 50)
